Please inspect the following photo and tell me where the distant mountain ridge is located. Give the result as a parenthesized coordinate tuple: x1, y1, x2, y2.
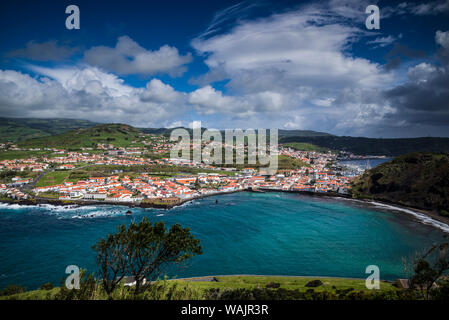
(0, 118, 331, 143)
(17, 123, 142, 149)
(2, 118, 449, 157)
(0, 118, 98, 142)
(280, 135, 449, 156)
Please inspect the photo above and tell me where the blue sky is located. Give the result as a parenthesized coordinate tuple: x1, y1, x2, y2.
(1, 0, 449, 137)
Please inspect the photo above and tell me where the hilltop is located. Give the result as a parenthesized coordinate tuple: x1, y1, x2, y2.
(0, 118, 97, 142)
(17, 124, 143, 149)
(351, 152, 449, 217)
(4, 117, 449, 156)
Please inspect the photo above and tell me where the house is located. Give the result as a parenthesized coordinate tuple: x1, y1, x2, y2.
(121, 276, 147, 287)
(84, 193, 107, 200)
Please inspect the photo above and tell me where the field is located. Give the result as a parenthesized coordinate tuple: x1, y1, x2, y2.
(0, 150, 48, 160)
(0, 275, 397, 300)
(35, 171, 71, 187)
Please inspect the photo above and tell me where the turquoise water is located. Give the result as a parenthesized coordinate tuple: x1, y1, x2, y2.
(0, 192, 447, 290)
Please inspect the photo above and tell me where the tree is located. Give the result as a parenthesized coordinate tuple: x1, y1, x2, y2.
(93, 218, 202, 299)
(409, 243, 449, 299)
(92, 228, 128, 300)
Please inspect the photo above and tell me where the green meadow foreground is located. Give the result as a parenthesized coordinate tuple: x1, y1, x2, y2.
(0, 275, 399, 300)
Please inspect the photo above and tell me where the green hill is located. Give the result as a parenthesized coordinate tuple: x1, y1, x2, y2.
(18, 124, 143, 149)
(351, 152, 449, 216)
(282, 142, 330, 152)
(0, 118, 97, 142)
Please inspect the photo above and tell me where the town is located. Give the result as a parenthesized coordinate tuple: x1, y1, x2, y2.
(0, 135, 357, 207)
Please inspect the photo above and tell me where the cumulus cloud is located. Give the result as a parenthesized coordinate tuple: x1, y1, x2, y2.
(8, 40, 78, 61)
(84, 36, 192, 77)
(189, 4, 395, 135)
(381, 30, 449, 136)
(188, 85, 287, 117)
(0, 66, 188, 127)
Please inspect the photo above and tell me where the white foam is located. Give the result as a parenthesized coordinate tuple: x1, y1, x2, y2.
(0, 203, 26, 210)
(367, 201, 449, 233)
(71, 210, 122, 219)
(325, 197, 449, 233)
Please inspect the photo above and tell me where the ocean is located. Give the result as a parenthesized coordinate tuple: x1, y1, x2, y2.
(0, 192, 447, 290)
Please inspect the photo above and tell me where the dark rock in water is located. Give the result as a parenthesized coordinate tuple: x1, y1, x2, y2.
(126, 210, 132, 215)
(305, 279, 323, 287)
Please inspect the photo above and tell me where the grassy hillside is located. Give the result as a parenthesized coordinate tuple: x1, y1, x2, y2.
(0, 118, 97, 142)
(0, 275, 397, 300)
(141, 128, 333, 138)
(280, 136, 449, 156)
(18, 124, 143, 149)
(351, 152, 449, 216)
(282, 142, 330, 152)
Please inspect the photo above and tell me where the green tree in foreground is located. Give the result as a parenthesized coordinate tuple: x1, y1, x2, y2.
(92, 218, 202, 299)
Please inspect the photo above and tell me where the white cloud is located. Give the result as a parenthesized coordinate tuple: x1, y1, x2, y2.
(0, 66, 188, 128)
(436, 30, 449, 49)
(367, 35, 397, 48)
(84, 36, 192, 77)
(140, 79, 184, 103)
(189, 5, 394, 135)
(407, 63, 437, 83)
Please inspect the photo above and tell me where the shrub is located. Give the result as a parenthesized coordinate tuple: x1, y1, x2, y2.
(440, 210, 449, 217)
(40, 282, 54, 290)
(266, 282, 281, 289)
(305, 279, 323, 287)
(1, 284, 26, 296)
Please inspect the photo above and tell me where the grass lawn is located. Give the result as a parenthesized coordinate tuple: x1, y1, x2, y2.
(35, 171, 71, 187)
(0, 150, 48, 160)
(174, 275, 396, 292)
(0, 275, 397, 300)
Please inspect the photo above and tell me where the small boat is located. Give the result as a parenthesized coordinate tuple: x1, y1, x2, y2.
(126, 210, 132, 215)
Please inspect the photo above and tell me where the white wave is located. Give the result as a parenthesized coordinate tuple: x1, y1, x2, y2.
(367, 201, 449, 233)
(71, 210, 123, 219)
(326, 197, 449, 233)
(0, 203, 27, 210)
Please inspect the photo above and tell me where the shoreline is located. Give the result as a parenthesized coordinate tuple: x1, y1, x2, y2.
(1, 189, 448, 232)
